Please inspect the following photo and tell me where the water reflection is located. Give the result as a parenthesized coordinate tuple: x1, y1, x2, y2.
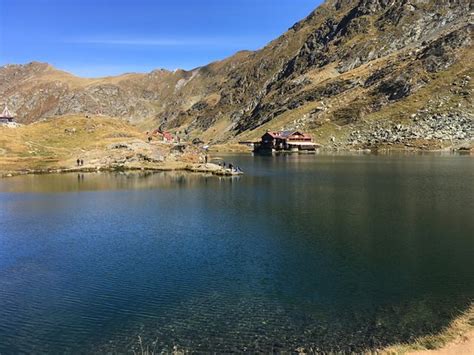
(0, 171, 242, 193)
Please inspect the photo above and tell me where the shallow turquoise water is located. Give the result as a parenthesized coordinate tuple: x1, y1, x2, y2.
(0, 154, 473, 352)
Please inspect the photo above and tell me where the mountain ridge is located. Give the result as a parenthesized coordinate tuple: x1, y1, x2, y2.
(1, 0, 472, 150)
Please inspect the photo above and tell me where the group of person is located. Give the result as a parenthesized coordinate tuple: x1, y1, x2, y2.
(76, 159, 85, 166)
(201, 155, 243, 173)
(219, 161, 243, 173)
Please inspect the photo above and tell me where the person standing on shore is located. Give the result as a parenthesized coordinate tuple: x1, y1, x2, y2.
(80, 159, 84, 166)
(77, 159, 80, 166)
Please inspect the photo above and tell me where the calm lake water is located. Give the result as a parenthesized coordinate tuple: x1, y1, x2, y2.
(1, 153, 473, 352)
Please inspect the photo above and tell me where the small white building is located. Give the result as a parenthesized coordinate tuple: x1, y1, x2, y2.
(0, 105, 15, 123)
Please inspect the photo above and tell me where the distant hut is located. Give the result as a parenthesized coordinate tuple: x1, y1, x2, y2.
(151, 128, 174, 143)
(162, 131, 174, 142)
(0, 105, 15, 123)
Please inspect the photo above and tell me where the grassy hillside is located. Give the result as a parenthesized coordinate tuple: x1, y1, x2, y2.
(0, 115, 150, 172)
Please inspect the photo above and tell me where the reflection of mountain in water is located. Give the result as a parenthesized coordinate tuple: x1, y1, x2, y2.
(0, 171, 242, 193)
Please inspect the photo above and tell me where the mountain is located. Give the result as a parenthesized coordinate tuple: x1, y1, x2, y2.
(1, 0, 472, 150)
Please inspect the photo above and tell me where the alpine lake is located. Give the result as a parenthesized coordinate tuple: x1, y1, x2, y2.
(1, 153, 473, 353)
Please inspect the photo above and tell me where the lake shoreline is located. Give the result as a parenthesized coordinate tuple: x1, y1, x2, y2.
(2, 147, 471, 179)
(384, 304, 474, 354)
(0, 162, 243, 179)
(210, 143, 473, 155)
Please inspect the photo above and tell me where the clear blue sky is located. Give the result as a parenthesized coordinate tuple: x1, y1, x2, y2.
(0, 0, 322, 77)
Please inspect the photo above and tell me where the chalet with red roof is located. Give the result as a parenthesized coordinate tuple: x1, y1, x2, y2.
(256, 130, 317, 153)
(150, 129, 174, 142)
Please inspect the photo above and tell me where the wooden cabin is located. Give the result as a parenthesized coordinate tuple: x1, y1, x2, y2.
(150, 129, 174, 142)
(255, 130, 317, 153)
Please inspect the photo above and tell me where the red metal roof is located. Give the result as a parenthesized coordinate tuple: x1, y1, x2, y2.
(162, 132, 173, 140)
(151, 129, 173, 140)
(263, 131, 312, 140)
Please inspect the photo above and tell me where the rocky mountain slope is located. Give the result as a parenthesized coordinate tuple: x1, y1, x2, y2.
(1, 0, 472, 150)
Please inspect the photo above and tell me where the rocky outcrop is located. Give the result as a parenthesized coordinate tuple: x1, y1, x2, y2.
(348, 112, 472, 148)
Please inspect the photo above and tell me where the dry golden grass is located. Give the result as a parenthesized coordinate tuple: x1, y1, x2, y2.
(0, 115, 145, 172)
(384, 304, 474, 354)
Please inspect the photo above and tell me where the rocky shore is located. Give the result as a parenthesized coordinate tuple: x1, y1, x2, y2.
(347, 110, 472, 151)
(0, 162, 242, 179)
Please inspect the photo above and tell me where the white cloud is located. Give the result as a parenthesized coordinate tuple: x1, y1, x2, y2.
(66, 36, 263, 48)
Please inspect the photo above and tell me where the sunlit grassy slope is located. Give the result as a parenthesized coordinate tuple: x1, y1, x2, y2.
(0, 115, 144, 171)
